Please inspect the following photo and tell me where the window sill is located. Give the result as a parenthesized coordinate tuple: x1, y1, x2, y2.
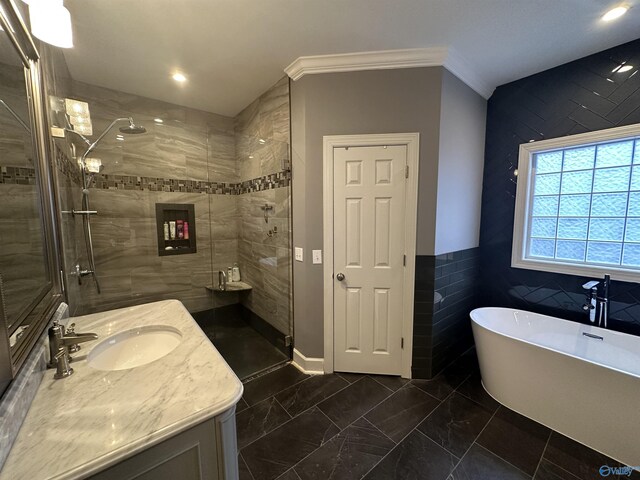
(511, 256, 640, 282)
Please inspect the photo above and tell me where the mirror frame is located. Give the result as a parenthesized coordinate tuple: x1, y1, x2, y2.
(0, 0, 62, 394)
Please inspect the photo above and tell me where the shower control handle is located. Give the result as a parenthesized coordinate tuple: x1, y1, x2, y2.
(336, 273, 345, 281)
(71, 264, 94, 285)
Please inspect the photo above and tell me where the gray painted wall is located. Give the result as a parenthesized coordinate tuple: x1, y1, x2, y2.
(291, 67, 444, 358)
(434, 70, 487, 255)
(291, 66, 487, 360)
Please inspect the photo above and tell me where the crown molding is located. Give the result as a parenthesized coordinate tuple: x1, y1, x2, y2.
(284, 47, 494, 99)
(285, 47, 448, 79)
(442, 48, 494, 99)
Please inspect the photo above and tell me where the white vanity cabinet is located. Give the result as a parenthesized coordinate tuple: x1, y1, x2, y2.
(0, 301, 244, 480)
(90, 408, 238, 480)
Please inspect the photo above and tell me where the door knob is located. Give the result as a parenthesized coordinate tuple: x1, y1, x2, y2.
(336, 273, 345, 281)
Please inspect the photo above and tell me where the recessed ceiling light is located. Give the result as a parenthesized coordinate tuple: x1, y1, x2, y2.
(172, 72, 187, 83)
(154, 118, 164, 124)
(249, 155, 254, 159)
(613, 64, 634, 73)
(602, 5, 628, 21)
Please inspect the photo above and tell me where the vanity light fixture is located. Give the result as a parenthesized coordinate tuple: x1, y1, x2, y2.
(73, 124, 92, 136)
(29, 0, 73, 48)
(258, 138, 266, 144)
(172, 72, 187, 83)
(65, 98, 89, 116)
(602, 5, 629, 21)
(65, 98, 92, 135)
(69, 115, 88, 124)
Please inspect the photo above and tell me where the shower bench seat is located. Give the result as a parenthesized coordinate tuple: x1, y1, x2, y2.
(206, 281, 253, 292)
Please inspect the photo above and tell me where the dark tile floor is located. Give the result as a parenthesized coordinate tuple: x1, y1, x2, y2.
(237, 350, 638, 480)
(198, 311, 288, 380)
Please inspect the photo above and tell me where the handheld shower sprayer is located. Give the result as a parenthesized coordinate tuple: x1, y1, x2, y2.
(63, 116, 147, 296)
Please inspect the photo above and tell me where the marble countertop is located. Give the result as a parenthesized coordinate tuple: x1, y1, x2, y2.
(0, 300, 243, 480)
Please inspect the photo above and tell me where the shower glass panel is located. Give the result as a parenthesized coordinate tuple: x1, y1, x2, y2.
(51, 76, 293, 381)
(52, 81, 215, 317)
(204, 130, 292, 380)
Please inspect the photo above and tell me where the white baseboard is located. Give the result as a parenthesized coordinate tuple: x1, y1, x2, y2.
(292, 348, 324, 375)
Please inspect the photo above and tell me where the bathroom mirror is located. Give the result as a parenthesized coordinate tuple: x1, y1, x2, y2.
(0, 34, 50, 338)
(0, 0, 62, 395)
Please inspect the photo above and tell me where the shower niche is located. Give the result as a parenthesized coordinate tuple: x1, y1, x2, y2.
(155, 203, 197, 256)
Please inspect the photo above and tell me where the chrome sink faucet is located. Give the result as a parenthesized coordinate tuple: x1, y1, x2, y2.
(47, 320, 98, 379)
(582, 274, 610, 328)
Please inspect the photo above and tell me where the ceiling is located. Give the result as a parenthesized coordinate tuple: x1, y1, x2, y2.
(62, 0, 640, 117)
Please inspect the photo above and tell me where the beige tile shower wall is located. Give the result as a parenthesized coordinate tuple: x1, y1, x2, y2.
(78, 190, 237, 314)
(70, 81, 235, 183)
(237, 188, 291, 334)
(234, 77, 292, 335)
(235, 77, 290, 181)
(49, 78, 240, 315)
(42, 46, 291, 319)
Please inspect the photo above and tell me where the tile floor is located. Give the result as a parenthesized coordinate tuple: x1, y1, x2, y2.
(236, 350, 638, 480)
(197, 311, 289, 380)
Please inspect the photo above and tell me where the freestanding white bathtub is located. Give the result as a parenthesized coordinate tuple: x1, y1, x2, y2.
(470, 307, 640, 467)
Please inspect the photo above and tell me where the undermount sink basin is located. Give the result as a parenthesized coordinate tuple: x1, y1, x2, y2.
(87, 325, 182, 371)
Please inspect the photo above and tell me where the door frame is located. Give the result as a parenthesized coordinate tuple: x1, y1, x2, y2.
(322, 133, 420, 379)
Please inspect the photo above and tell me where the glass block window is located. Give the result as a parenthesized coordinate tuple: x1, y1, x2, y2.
(513, 125, 640, 281)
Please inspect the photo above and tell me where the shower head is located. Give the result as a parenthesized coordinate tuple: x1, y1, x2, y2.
(79, 117, 146, 162)
(118, 120, 146, 135)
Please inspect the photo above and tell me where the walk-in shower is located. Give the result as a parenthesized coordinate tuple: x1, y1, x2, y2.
(53, 77, 293, 381)
(67, 117, 147, 293)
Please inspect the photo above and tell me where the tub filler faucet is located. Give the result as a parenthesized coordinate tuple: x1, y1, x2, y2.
(582, 274, 610, 328)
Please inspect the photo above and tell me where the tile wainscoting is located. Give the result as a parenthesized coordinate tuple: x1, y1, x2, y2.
(413, 248, 481, 379)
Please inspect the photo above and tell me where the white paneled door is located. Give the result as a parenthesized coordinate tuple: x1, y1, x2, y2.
(333, 145, 407, 375)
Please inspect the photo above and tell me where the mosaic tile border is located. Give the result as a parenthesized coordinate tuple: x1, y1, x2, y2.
(0, 166, 37, 186)
(52, 144, 290, 195)
(238, 171, 291, 194)
(54, 144, 82, 186)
